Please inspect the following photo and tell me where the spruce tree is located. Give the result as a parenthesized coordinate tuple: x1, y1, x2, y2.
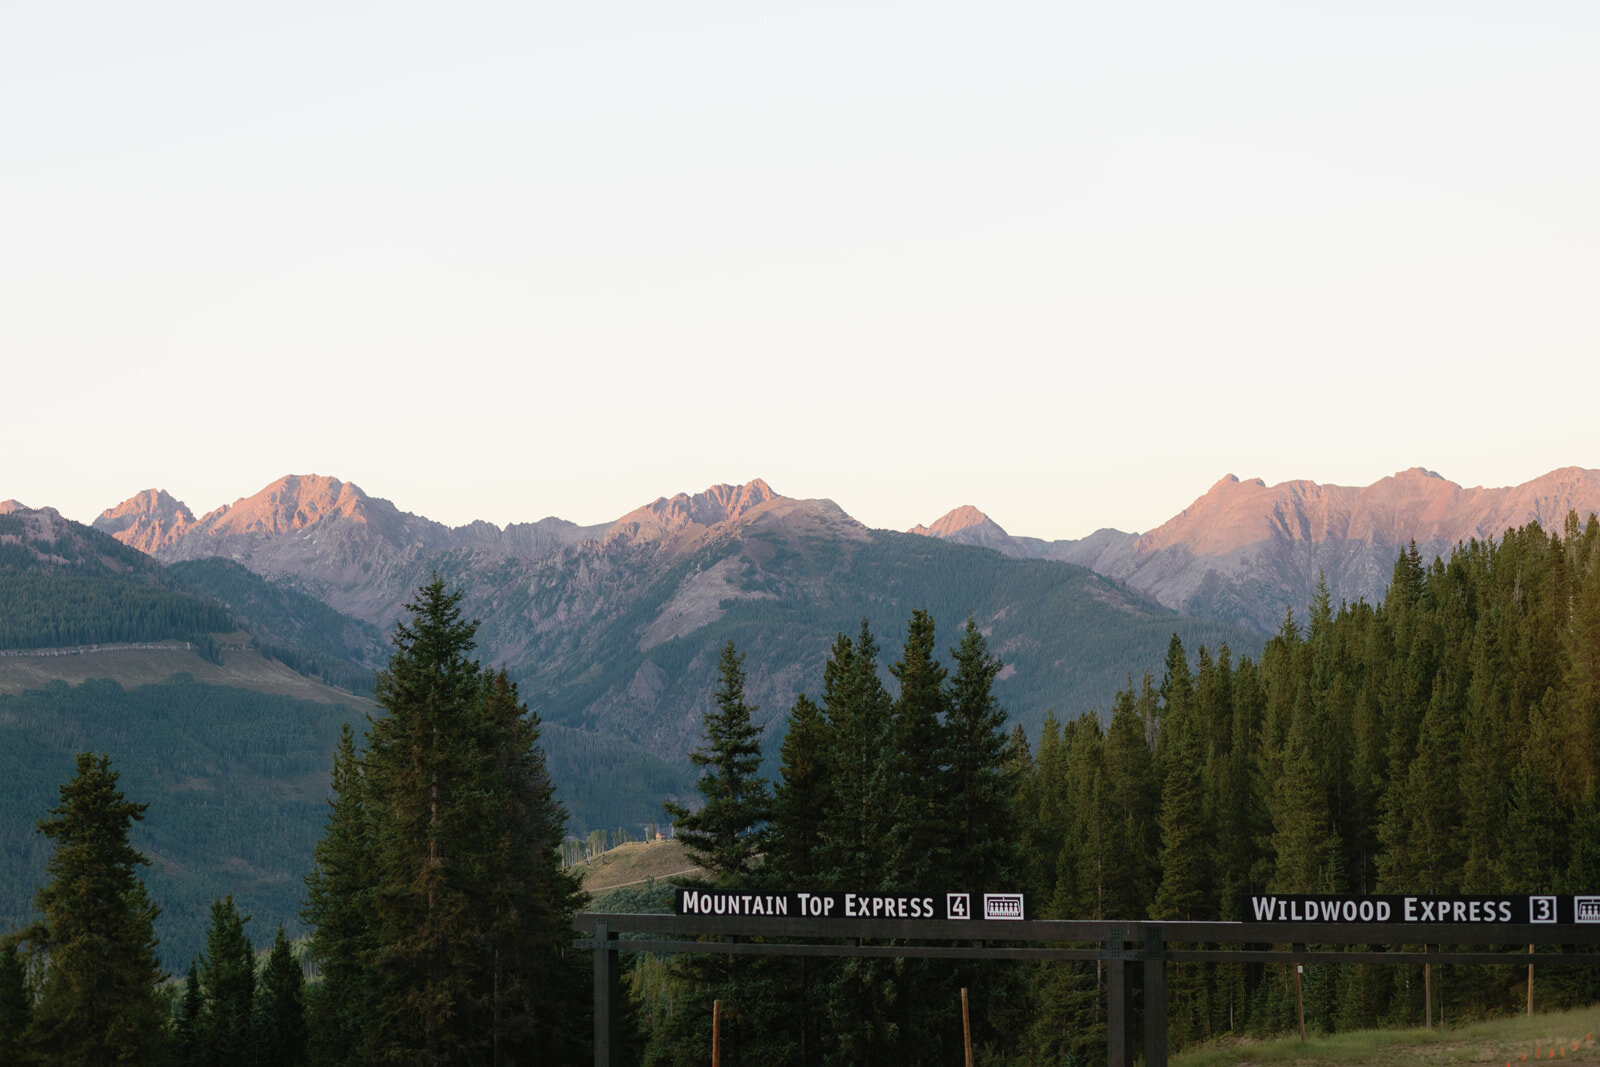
(29, 752, 167, 1065)
(760, 692, 833, 1065)
(471, 668, 588, 1065)
(814, 622, 898, 1062)
(362, 577, 486, 1063)
(942, 616, 1027, 1062)
(197, 896, 255, 1067)
(655, 643, 772, 1066)
(301, 722, 375, 1066)
(942, 616, 1016, 893)
(818, 621, 896, 889)
(197, 895, 256, 1067)
(886, 610, 949, 890)
(173, 962, 202, 1067)
(255, 926, 309, 1067)
(664, 641, 772, 884)
(767, 693, 833, 884)
(309, 577, 591, 1065)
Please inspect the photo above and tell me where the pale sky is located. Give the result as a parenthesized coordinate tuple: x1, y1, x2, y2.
(5, 2, 1598, 541)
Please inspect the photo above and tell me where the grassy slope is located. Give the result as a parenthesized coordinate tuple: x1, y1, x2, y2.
(1176, 1005, 1600, 1065)
(0, 641, 373, 706)
(576, 839, 705, 895)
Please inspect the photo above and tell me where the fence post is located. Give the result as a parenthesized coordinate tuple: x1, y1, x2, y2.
(1144, 924, 1167, 1067)
(1106, 927, 1130, 1067)
(593, 918, 621, 1067)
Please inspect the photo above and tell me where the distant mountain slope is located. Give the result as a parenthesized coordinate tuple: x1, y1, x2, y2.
(910, 466, 1600, 635)
(0, 503, 233, 649)
(0, 675, 364, 972)
(95, 476, 1256, 774)
(99, 474, 601, 626)
(164, 558, 388, 694)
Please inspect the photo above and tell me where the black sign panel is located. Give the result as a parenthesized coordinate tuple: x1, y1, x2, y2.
(672, 888, 1029, 921)
(1249, 894, 1600, 926)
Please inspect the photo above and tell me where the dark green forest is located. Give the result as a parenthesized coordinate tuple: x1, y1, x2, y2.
(628, 514, 1600, 1064)
(0, 512, 235, 651)
(0, 678, 361, 970)
(166, 558, 389, 695)
(5, 514, 1600, 1063)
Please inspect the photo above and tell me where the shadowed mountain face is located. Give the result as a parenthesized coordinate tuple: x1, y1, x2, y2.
(92, 475, 1250, 766)
(908, 466, 1600, 634)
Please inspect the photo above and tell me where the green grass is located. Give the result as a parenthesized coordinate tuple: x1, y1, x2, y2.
(1174, 1005, 1600, 1065)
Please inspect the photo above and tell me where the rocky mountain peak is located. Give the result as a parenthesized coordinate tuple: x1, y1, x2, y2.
(198, 474, 374, 536)
(94, 488, 199, 554)
(607, 479, 781, 542)
(908, 505, 1001, 538)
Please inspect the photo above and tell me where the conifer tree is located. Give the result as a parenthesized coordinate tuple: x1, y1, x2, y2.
(172, 962, 203, 1067)
(942, 616, 1015, 893)
(886, 610, 949, 890)
(767, 693, 833, 883)
(942, 617, 1027, 1061)
(362, 577, 486, 1062)
(656, 642, 773, 1066)
(815, 622, 899, 1062)
(818, 621, 895, 888)
(664, 641, 772, 884)
(471, 669, 588, 1065)
(1102, 682, 1160, 918)
(198, 896, 255, 1067)
(255, 926, 309, 1067)
(29, 753, 167, 1065)
(308, 577, 589, 1065)
(301, 723, 374, 1066)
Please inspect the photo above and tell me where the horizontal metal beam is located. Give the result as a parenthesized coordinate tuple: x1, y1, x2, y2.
(573, 912, 1600, 951)
(573, 936, 1103, 961)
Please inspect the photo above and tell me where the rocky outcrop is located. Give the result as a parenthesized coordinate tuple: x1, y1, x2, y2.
(93, 489, 197, 554)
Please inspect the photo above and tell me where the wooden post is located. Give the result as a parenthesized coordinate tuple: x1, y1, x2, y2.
(592, 918, 621, 1067)
(712, 999, 721, 1067)
(1528, 943, 1535, 1016)
(961, 987, 973, 1067)
(1292, 949, 1306, 1041)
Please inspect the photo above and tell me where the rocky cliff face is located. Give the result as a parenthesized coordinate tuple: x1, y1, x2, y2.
(93, 489, 197, 555)
(911, 467, 1600, 634)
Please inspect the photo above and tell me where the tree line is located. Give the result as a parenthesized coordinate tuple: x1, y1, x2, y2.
(0, 579, 589, 1065)
(6, 511, 1600, 1063)
(634, 514, 1600, 1063)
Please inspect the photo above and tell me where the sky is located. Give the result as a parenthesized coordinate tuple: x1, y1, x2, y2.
(5, 2, 1599, 541)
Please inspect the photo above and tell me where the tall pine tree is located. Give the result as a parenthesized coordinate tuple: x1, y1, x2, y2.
(29, 753, 168, 1065)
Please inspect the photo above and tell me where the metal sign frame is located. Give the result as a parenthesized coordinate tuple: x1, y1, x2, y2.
(574, 912, 1600, 1067)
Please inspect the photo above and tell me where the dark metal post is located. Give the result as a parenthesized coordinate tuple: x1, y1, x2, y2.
(1144, 924, 1167, 1067)
(1105, 927, 1130, 1067)
(593, 918, 621, 1067)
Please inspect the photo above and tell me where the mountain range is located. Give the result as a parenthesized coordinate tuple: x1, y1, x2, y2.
(907, 465, 1600, 635)
(88, 474, 1233, 763)
(5, 464, 1599, 966)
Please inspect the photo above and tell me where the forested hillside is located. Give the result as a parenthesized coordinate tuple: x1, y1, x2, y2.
(0, 678, 360, 970)
(1010, 512, 1600, 1058)
(0, 508, 232, 650)
(166, 557, 387, 694)
(6, 512, 1600, 1062)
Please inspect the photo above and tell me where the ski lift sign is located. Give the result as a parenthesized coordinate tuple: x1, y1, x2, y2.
(1249, 894, 1600, 926)
(673, 888, 1029, 922)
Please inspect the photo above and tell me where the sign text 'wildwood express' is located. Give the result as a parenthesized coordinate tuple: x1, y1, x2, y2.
(673, 888, 1028, 921)
(1251, 895, 1600, 926)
